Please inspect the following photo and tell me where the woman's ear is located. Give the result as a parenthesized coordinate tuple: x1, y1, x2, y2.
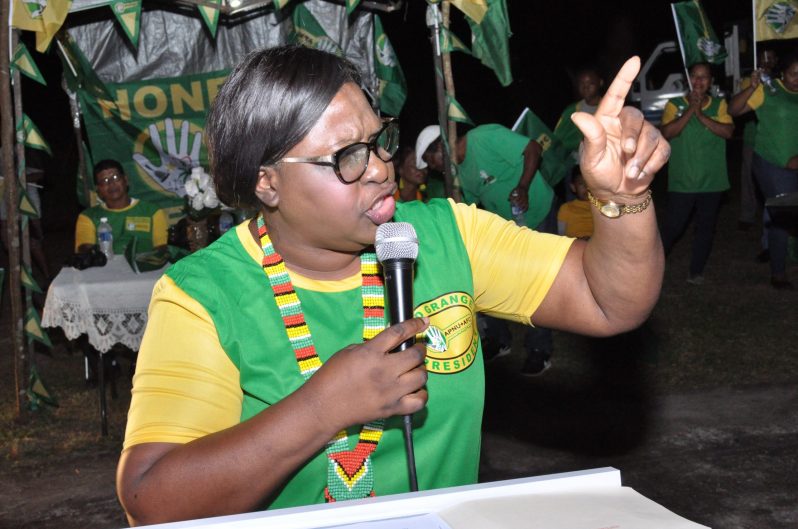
(254, 166, 279, 207)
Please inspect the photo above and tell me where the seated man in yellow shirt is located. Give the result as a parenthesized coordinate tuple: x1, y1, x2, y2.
(74, 159, 168, 254)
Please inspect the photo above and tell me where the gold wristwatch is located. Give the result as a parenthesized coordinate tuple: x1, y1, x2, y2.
(587, 189, 653, 218)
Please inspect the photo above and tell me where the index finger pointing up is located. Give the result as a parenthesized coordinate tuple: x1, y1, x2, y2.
(595, 56, 642, 119)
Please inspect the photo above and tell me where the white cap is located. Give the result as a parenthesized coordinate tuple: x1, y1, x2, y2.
(415, 125, 441, 170)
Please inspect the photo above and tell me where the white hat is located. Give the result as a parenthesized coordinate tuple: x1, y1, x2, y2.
(415, 125, 441, 169)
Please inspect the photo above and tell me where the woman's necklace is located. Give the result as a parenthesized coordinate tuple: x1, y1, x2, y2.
(256, 213, 386, 502)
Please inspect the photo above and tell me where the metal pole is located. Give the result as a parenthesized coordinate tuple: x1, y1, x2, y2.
(426, 1, 455, 199)
(1, 5, 28, 418)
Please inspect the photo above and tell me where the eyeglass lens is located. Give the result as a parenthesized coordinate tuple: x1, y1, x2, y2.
(338, 122, 399, 182)
(97, 174, 122, 186)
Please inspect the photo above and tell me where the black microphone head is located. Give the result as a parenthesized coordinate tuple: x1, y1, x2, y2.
(375, 222, 419, 263)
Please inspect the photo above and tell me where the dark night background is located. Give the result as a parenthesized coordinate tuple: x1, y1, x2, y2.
(14, 0, 764, 233)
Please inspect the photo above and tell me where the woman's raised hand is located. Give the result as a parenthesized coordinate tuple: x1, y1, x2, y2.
(571, 57, 670, 199)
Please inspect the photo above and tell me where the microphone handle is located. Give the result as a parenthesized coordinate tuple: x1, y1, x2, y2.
(383, 258, 416, 352)
(382, 257, 419, 491)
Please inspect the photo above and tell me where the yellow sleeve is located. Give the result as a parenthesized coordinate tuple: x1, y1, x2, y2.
(152, 209, 168, 247)
(123, 275, 243, 450)
(661, 101, 679, 125)
(746, 84, 765, 110)
(448, 199, 575, 324)
(716, 99, 733, 124)
(74, 213, 96, 251)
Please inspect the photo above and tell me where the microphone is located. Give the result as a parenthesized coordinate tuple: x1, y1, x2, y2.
(375, 222, 419, 352)
(374, 222, 420, 491)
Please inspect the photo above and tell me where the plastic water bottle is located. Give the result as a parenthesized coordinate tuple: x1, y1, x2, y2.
(97, 217, 114, 259)
(760, 71, 777, 94)
(218, 211, 234, 235)
(511, 205, 526, 227)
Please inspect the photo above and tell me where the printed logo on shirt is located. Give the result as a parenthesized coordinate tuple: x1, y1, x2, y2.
(415, 291, 479, 375)
(126, 216, 152, 232)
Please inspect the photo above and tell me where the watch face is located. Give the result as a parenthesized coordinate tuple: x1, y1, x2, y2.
(600, 203, 621, 218)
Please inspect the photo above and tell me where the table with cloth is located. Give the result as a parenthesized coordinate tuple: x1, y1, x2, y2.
(42, 255, 166, 434)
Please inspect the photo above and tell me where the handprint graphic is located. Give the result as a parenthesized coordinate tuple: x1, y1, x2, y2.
(133, 118, 204, 196)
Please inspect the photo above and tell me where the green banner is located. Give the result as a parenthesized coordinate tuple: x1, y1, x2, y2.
(672, 0, 727, 66)
(78, 69, 229, 222)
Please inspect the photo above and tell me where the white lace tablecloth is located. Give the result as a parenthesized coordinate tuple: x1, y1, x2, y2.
(42, 255, 166, 353)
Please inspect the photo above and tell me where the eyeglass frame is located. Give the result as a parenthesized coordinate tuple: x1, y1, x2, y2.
(275, 118, 399, 185)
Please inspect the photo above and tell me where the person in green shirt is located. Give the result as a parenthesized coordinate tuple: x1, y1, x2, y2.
(416, 123, 556, 375)
(729, 48, 778, 232)
(74, 159, 168, 255)
(554, 67, 604, 158)
(116, 46, 669, 525)
(660, 62, 734, 285)
(729, 53, 798, 290)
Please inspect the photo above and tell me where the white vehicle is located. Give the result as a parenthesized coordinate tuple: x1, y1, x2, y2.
(630, 41, 687, 125)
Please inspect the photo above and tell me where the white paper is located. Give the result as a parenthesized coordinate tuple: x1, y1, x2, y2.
(325, 513, 453, 529)
(437, 487, 710, 529)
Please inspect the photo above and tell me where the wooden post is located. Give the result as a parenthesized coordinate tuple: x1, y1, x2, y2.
(1, 8, 28, 418)
(12, 31, 38, 383)
(426, 1, 456, 199)
(441, 1, 461, 202)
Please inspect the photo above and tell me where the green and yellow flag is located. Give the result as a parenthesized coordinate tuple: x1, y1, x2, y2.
(467, 0, 513, 86)
(671, 0, 727, 65)
(755, 0, 798, 40)
(447, 94, 474, 125)
(440, 27, 472, 55)
(198, 0, 222, 38)
(273, 0, 291, 10)
(18, 114, 51, 155)
(451, 0, 488, 24)
(25, 307, 52, 347)
(291, 4, 343, 55)
(57, 33, 114, 102)
(12, 42, 47, 86)
(11, 0, 72, 53)
(110, 0, 142, 48)
(28, 366, 58, 409)
(21, 264, 43, 294)
(512, 107, 572, 187)
(374, 15, 407, 117)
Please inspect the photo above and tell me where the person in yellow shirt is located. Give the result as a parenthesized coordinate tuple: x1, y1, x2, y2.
(74, 159, 168, 255)
(558, 168, 594, 239)
(115, 46, 668, 525)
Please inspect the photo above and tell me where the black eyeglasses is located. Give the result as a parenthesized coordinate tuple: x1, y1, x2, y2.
(277, 119, 399, 184)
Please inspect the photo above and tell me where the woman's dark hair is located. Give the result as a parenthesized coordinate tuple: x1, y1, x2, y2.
(781, 51, 798, 71)
(93, 159, 125, 181)
(206, 45, 361, 209)
(688, 61, 712, 76)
